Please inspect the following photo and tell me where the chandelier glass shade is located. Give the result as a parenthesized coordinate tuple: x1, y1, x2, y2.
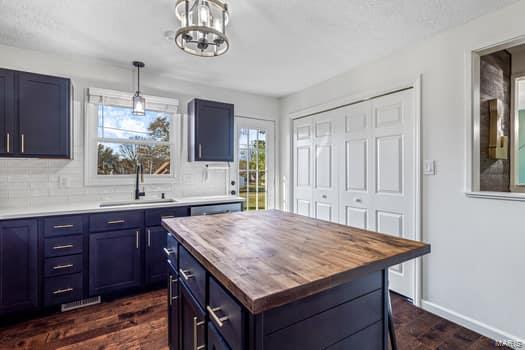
(174, 0, 230, 57)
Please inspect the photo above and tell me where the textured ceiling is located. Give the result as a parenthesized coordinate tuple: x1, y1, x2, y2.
(0, 0, 519, 97)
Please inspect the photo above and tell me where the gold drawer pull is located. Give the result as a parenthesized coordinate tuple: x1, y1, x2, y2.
(107, 220, 125, 224)
(53, 224, 74, 229)
(53, 264, 73, 270)
(207, 306, 229, 327)
(179, 269, 193, 281)
(53, 244, 74, 250)
(53, 288, 73, 295)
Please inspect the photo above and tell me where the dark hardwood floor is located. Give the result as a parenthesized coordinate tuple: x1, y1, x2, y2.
(0, 290, 509, 349)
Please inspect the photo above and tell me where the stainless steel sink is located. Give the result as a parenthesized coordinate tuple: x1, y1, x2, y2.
(99, 198, 177, 207)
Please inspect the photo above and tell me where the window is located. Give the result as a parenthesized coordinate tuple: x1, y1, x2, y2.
(238, 128, 267, 210)
(85, 88, 179, 185)
(97, 105, 171, 176)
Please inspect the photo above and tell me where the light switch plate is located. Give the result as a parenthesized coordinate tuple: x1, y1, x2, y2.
(423, 160, 435, 176)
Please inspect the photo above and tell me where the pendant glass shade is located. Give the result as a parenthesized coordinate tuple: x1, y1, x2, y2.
(133, 93, 145, 116)
(174, 0, 230, 57)
(132, 61, 145, 116)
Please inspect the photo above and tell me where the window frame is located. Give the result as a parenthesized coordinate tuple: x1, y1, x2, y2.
(84, 88, 180, 186)
(466, 35, 525, 201)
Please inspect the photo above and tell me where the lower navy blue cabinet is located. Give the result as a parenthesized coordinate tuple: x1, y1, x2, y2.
(89, 229, 142, 295)
(0, 219, 39, 315)
(145, 226, 168, 285)
(208, 322, 231, 350)
(168, 265, 180, 350)
(180, 281, 206, 350)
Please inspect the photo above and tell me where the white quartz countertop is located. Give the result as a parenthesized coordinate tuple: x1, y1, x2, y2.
(0, 195, 245, 220)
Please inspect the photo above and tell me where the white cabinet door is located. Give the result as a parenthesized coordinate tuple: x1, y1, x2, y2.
(293, 117, 314, 217)
(339, 101, 373, 230)
(311, 110, 339, 223)
(370, 89, 415, 298)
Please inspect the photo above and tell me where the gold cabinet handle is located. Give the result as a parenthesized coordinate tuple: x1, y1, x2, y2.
(53, 264, 73, 270)
(179, 268, 193, 281)
(6, 133, 9, 153)
(107, 220, 125, 224)
(21, 133, 24, 153)
(53, 244, 73, 250)
(53, 287, 73, 295)
(207, 306, 229, 327)
(53, 224, 74, 229)
(193, 316, 205, 350)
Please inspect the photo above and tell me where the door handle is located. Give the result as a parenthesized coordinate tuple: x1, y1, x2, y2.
(53, 224, 74, 229)
(21, 133, 25, 153)
(207, 306, 229, 327)
(198, 144, 202, 159)
(53, 287, 73, 295)
(193, 316, 205, 350)
(147, 229, 151, 247)
(179, 269, 194, 280)
(53, 244, 74, 250)
(168, 275, 178, 305)
(53, 264, 74, 270)
(164, 248, 175, 257)
(135, 231, 140, 249)
(6, 133, 9, 153)
(107, 220, 125, 224)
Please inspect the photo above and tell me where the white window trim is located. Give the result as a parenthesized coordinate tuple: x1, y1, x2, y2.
(465, 34, 525, 201)
(84, 88, 181, 186)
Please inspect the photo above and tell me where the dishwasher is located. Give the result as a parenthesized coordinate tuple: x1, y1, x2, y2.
(190, 202, 242, 216)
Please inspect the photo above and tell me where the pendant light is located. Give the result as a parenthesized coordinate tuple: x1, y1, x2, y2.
(173, 0, 230, 57)
(132, 61, 145, 115)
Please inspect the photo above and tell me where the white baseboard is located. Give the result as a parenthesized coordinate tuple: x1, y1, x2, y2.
(421, 300, 524, 347)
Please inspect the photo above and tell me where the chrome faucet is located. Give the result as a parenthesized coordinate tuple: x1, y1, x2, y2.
(135, 164, 146, 200)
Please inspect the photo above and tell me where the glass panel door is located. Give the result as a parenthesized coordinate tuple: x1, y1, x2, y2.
(233, 118, 275, 211)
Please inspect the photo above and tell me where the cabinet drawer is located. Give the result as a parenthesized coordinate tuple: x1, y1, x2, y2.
(89, 211, 143, 232)
(179, 245, 206, 307)
(166, 232, 178, 270)
(44, 273, 83, 306)
(44, 235, 83, 257)
(43, 215, 84, 237)
(44, 254, 83, 277)
(146, 207, 189, 226)
(208, 277, 243, 350)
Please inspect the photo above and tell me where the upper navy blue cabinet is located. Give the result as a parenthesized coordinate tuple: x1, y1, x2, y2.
(0, 69, 15, 155)
(17, 72, 71, 158)
(188, 99, 234, 162)
(0, 68, 71, 158)
(0, 219, 39, 315)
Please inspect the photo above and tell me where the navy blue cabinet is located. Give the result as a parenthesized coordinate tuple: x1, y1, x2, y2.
(168, 264, 180, 350)
(0, 68, 71, 158)
(0, 69, 15, 155)
(188, 99, 234, 162)
(89, 229, 142, 295)
(180, 281, 206, 350)
(145, 226, 168, 285)
(0, 219, 39, 315)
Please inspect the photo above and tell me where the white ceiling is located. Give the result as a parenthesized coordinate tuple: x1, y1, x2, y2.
(0, 0, 519, 97)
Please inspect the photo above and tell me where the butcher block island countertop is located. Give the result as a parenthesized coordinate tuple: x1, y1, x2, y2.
(162, 209, 430, 314)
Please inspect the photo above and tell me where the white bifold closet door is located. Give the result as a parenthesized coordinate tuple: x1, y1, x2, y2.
(293, 89, 416, 299)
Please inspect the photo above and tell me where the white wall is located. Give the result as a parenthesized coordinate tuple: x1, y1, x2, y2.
(0, 44, 279, 208)
(279, 0, 525, 342)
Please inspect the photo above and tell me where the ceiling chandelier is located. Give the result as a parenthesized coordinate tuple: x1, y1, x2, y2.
(173, 0, 230, 57)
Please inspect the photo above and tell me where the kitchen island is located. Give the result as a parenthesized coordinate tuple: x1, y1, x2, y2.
(162, 209, 430, 350)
